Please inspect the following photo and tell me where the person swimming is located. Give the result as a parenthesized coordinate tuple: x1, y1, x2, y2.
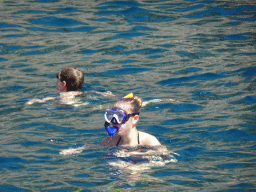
(25, 66, 114, 105)
(101, 93, 167, 153)
(59, 92, 171, 156)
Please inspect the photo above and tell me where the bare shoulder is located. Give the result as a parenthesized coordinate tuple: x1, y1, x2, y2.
(101, 135, 120, 147)
(139, 131, 161, 146)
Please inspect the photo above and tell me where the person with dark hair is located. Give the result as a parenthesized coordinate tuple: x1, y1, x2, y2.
(56, 66, 84, 92)
(26, 67, 113, 105)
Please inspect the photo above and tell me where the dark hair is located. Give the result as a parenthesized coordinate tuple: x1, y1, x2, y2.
(59, 67, 84, 91)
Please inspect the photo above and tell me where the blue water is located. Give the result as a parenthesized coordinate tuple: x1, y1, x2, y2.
(0, 0, 255, 191)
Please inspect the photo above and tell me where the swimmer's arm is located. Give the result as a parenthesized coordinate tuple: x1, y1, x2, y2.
(127, 145, 169, 157)
(59, 144, 100, 155)
(142, 98, 176, 107)
(59, 146, 85, 155)
(25, 97, 56, 105)
(93, 91, 115, 97)
(149, 137, 169, 154)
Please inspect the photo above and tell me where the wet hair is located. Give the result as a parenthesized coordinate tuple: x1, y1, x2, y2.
(115, 95, 143, 114)
(59, 67, 84, 91)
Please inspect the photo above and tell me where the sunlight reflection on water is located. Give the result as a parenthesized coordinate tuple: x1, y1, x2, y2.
(0, 0, 255, 191)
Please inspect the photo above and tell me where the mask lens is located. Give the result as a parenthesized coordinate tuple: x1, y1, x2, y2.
(105, 109, 126, 124)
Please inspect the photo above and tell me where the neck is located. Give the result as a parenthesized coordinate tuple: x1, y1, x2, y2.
(119, 128, 138, 147)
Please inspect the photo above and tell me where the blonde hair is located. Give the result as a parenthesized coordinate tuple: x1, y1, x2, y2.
(133, 96, 143, 112)
(116, 95, 143, 113)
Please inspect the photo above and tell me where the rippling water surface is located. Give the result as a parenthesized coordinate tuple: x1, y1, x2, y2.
(1, 0, 255, 191)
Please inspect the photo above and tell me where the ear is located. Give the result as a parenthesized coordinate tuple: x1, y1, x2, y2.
(62, 81, 67, 87)
(62, 81, 68, 92)
(132, 115, 139, 125)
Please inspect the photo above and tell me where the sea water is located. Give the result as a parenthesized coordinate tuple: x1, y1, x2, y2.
(0, 0, 255, 191)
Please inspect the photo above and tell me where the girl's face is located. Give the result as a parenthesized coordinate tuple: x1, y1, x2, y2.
(113, 102, 133, 135)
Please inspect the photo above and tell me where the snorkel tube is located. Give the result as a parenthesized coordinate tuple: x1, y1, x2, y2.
(105, 121, 118, 136)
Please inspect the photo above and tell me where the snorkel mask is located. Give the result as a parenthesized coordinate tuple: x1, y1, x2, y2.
(104, 93, 139, 136)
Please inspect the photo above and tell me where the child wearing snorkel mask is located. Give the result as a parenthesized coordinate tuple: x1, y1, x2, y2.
(25, 66, 114, 105)
(101, 93, 166, 149)
(59, 92, 168, 155)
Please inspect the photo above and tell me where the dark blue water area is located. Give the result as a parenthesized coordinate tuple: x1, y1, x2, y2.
(212, 129, 256, 142)
(163, 118, 198, 125)
(58, 7, 81, 13)
(157, 72, 226, 86)
(224, 34, 250, 40)
(23, 51, 46, 55)
(170, 4, 203, 12)
(101, 67, 150, 76)
(31, 16, 85, 27)
(157, 66, 256, 87)
(0, 22, 20, 28)
(6, 86, 27, 90)
(99, 1, 144, 7)
(96, 3, 175, 23)
(185, 4, 256, 18)
(69, 26, 94, 32)
(96, 7, 151, 17)
(241, 52, 256, 56)
(37, 0, 56, 2)
(242, 67, 256, 78)
(28, 25, 94, 33)
(147, 103, 202, 112)
(0, 185, 26, 192)
(82, 49, 97, 54)
(3, 34, 22, 38)
(155, 169, 204, 177)
(0, 155, 54, 171)
(0, 157, 26, 171)
(117, 30, 146, 38)
(235, 96, 256, 104)
(27, 27, 64, 32)
(19, 122, 71, 132)
(24, 45, 43, 49)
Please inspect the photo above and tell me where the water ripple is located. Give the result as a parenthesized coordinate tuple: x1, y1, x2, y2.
(157, 72, 226, 86)
(0, 0, 255, 191)
(31, 16, 85, 27)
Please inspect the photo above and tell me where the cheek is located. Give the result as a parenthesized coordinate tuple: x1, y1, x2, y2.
(119, 123, 127, 131)
(56, 81, 60, 87)
(56, 80, 63, 89)
(121, 119, 131, 129)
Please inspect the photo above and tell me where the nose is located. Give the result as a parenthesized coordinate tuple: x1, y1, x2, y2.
(111, 117, 118, 124)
